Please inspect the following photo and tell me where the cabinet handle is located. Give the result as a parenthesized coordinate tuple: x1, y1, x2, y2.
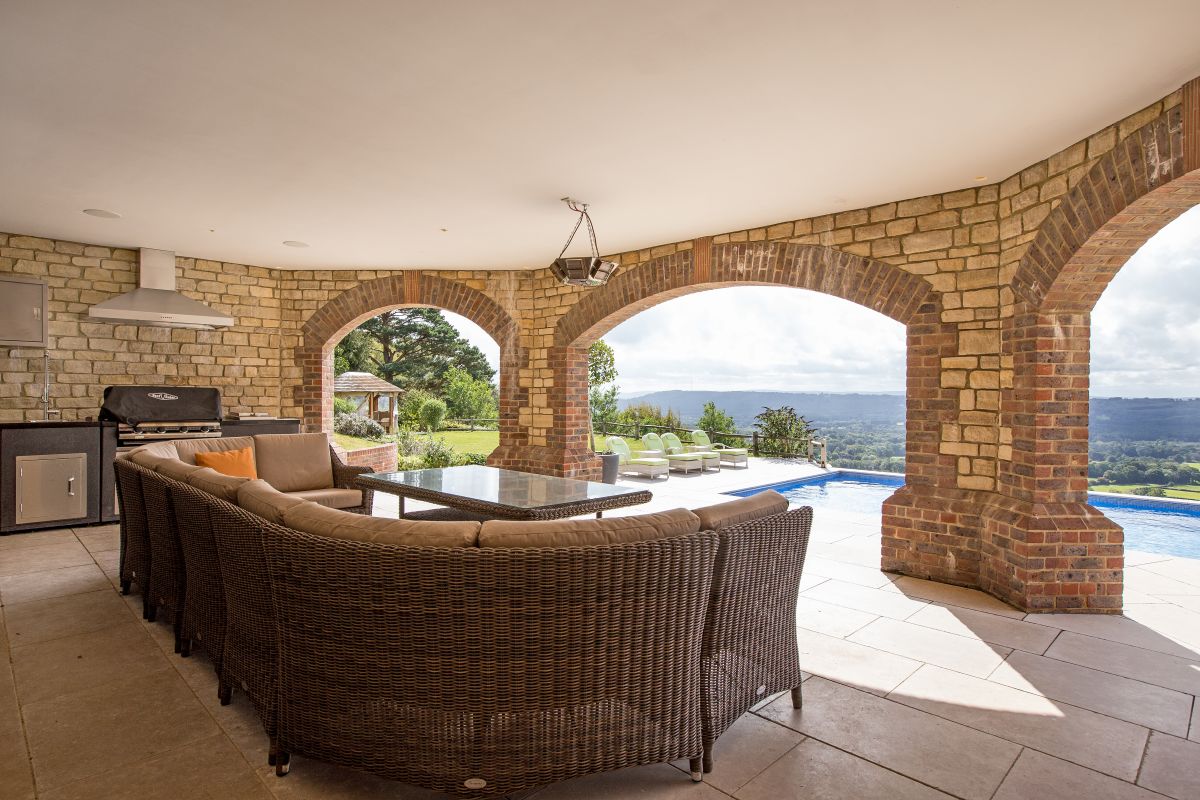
(67, 476, 76, 497)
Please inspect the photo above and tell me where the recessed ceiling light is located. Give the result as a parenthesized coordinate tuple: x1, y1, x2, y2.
(974, 176, 988, 181)
(82, 208, 121, 219)
(282, 240, 309, 248)
(440, 228, 448, 232)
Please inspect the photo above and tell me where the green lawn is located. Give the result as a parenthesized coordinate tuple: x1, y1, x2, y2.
(1090, 483, 1200, 501)
(333, 432, 384, 451)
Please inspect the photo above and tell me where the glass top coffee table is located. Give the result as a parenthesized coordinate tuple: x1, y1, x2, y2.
(357, 465, 653, 521)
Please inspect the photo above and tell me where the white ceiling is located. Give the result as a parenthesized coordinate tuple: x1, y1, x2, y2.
(2, 0, 1199, 271)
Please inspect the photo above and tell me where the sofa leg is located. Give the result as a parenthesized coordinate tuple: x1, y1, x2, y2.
(217, 680, 232, 706)
(791, 685, 803, 709)
(120, 578, 131, 595)
(144, 600, 157, 623)
(275, 752, 290, 777)
(688, 757, 703, 782)
(703, 743, 713, 774)
(179, 636, 191, 658)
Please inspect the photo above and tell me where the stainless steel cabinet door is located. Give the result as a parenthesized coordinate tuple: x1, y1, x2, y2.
(0, 277, 48, 347)
(14, 453, 88, 524)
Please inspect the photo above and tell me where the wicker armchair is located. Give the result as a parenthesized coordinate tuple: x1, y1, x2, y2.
(139, 467, 189, 652)
(261, 527, 718, 795)
(113, 459, 152, 611)
(329, 445, 374, 514)
(694, 506, 812, 774)
(170, 480, 232, 702)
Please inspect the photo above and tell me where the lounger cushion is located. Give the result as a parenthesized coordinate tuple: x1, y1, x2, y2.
(237, 479, 307, 523)
(288, 488, 363, 510)
(628, 457, 669, 466)
(154, 458, 205, 483)
(187, 466, 252, 503)
(693, 490, 789, 531)
(478, 508, 701, 549)
(253, 433, 335, 492)
(173, 436, 256, 465)
(665, 452, 706, 460)
(282, 502, 479, 548)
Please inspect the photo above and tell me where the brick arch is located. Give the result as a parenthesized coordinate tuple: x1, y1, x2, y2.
(294, 273, 521, 440)
(556, 240, 938, 347)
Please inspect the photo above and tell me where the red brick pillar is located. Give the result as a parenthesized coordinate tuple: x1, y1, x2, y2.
(882, 305, 984, 587)
(983, 308, 1123, 612)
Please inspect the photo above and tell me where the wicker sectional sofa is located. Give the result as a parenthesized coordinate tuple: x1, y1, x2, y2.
(114, 434, 812, 797)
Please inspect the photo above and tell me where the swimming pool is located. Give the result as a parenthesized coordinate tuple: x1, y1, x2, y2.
(727, 471, 1200, 559)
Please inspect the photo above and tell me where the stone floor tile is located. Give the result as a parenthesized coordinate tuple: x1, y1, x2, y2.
(992, 749, 1162, 800)
(848, 617, 1011, 678)
(0, 563, 110, 606)
(795, 629, 921, 695)
(794, 596, 878, 638)
(1125, 550, 1173, 568)
(4, 588, 129, 647)
(0, 541, 94, 578)
(758, 677, 1018, 800)
(1154, 594, 1200, 613)
(890, 665, 1149, 781)
(0, 731, 35, 800)
(800, 557, 897, 590)
(1138, 557, 1200, 589)
(11, 619, 169, 704)
(526, 763, 729, 800)
(1044, 631, 1200, 695)
(39, 733, 270, 800)
(669, 714, 802, 794)
(733, 737, 953, 800)
(21, 668, 220, 791)
(1024, 611, 1197, 659)
(989, 650, 1192, 736)
(801, 579, 928, 620)
(808, 535, 882, 568)
(1191, 698, 1199, 743)
(889, 575, 1027, 619)
(906, 603, 1060, 653)
(72, 527, 119, 554)
(1122, 603, 1200, 650)
(1124, 568, 1200, 598)
(1136, 731, 1200, 800)
(797, 573, 827, 592)
(0, 529, 77, 551)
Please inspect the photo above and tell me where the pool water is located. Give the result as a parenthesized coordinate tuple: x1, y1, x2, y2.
(728, 471, 1200, 560)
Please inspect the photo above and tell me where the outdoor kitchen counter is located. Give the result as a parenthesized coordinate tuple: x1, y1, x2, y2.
(0, 420, 113, 428)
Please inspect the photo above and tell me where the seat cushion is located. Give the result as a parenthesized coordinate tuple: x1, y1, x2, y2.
(173, 436, 256, 465)
(154, 458, 205, 483)
(195, 446, 258, 479)
(281, 503, 479, 548)
(693, 490, 789, 531)
(186, 467, 251, 503)
(253, 433, 335, 493)
(237, 479, 307, 524)
(287, 488, 363, 510)
(628, 457, 669, 465)
(478, 508, 701, 549)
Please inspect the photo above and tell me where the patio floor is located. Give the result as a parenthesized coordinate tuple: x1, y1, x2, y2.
(2, 460, 1198, 799)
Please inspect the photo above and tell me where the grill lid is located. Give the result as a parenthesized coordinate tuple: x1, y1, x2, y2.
(100, 386, 222, 425)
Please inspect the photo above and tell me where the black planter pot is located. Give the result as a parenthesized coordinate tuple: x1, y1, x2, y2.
(599, 452, 620, 484)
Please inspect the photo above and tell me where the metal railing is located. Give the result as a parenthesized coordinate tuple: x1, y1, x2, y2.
(596, 420, 828, 468)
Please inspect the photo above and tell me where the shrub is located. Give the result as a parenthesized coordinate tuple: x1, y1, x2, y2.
(420, 437, 456, 468)
(418, 398, 448, 433)
(333, 396, 358, 416)
(393, 428, 423, 457)
(460, 452, 489, 466)
(333, 412, 385, 440)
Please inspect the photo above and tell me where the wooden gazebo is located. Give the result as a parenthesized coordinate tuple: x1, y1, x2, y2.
(333, 371, 401, 433)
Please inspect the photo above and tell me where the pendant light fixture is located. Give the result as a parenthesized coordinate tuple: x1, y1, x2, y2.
(550, 197, 618, 286)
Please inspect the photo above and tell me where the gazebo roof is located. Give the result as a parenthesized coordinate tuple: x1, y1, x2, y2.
(333, 371, 401, 394)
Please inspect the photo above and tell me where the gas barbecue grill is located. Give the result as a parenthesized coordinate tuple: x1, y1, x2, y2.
(100, 386, 223, 450)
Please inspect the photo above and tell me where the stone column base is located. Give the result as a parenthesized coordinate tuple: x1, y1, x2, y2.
(487, 445, 602, 480)
(882, 484, 984, 589)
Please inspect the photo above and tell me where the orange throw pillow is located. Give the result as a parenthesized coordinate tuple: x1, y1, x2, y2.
(195, 447, 258, 479)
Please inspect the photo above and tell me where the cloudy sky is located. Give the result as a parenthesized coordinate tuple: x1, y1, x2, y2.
(449, 204, 1200, 399)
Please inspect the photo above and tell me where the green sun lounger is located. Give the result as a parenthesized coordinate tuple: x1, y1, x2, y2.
(641, 432, 708, 474)
(606, 437, 668, 479)
(661, 432, 720, 471)
(691, 430, 749, 467)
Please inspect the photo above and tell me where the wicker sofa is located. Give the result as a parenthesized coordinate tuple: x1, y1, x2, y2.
(114, 435, 812, 797)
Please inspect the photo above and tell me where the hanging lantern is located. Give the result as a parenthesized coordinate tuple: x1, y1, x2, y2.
(550, 198, 619, 287)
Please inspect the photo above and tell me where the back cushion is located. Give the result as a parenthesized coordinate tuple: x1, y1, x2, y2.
(693, 490, 789, 531)
(281, 502, 479, 548)
(173, 436, 256, 465)
(478, 508, 701, 549)
(253, 433, 335, 493)
(187, 467, 251, 503)
(237, 479, 307, 524)
(126, 441, 180, 467)
(155, 458, 204, 483)
(195, 446, 258, 479)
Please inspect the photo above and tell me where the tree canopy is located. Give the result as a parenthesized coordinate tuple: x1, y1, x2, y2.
(697, 401, 737, 434)
(333, 308, 495, 397)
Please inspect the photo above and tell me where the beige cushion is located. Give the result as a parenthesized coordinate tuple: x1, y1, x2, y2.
(187, 467, 251, 503)
(173, 436, 256, 465)
(128, 450, 177, 471)
(253, 433, 335, 493)
(126, 441, 180, 466)
(693, 490, 789, 531)
(287, 488, 363, 510)
(281, 502, 478, 548)
(155, 458, 205, 483)
(478, 508, 701, 549)
(237, 479, 307, 524)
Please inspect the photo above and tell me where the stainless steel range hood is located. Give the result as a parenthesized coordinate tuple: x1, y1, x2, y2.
(88, 248, 234, 329)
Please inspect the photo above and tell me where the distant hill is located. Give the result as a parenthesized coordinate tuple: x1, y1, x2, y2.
(621, 391, 1200, 440)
